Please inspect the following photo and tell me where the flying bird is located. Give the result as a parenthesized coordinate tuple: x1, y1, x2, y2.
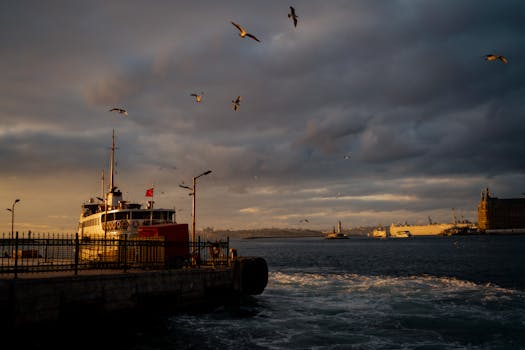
(230, 21, 260, 42)
(190, 92, 204, 103)
(484, 54, 508, 64)
(344, 155, 351, 160)
(299, 219, 309, 223)
(232, 95, 241, 111)
(288, 6, 298, 27)
(109, 107, 128, 116)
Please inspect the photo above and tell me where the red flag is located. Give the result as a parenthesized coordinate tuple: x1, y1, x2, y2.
(145, 188, 154, 197)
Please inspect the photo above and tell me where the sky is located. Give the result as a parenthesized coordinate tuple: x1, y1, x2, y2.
(1, 1, 524, 233)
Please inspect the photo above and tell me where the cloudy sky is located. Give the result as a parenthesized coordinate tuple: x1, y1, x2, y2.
(1, 1, 524, 233)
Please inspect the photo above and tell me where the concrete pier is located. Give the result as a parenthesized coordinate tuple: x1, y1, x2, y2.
(0, 257, 268, 331)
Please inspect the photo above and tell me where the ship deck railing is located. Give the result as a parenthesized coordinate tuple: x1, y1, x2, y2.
(0, 232, 231, 279)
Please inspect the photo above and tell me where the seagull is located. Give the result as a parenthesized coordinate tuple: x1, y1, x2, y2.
(288, 6, 298, 27)
(485, 54, 508, 64)
(344, 155, 351, 160)
(299, 219, 309, 223)
(232, 95, 241, 111)
(190, 92, 204, 103)
(109, 107, 128, 116)
(230, 21, 260, 42)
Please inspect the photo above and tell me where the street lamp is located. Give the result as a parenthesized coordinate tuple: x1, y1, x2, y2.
(6, 199, 20, 239)
(179, 170, 212, 260)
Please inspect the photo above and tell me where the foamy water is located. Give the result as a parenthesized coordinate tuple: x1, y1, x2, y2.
(154, 236, 525, 349)
(165, 270, 524, 349)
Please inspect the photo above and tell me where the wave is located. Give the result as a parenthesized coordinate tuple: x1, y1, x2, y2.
(269, 270, 523, 295)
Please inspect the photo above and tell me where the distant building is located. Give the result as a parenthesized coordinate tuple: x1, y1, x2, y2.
(477, 188, 525, 233)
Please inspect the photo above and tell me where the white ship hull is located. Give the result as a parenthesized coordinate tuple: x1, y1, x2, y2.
(389, 223, 473, 236)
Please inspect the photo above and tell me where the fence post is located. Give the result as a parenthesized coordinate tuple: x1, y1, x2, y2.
(74, 232, 79, 275)
(123, 235, 128, 273)
(14, 231, 19, 279)
(227, 236, 230, 265)
(198, 236, 202, 267)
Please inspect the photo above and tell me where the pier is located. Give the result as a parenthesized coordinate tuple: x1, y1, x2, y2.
(0, 233, 268, 331)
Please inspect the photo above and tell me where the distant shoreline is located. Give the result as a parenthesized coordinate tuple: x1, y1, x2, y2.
(242, 234, 323, 239)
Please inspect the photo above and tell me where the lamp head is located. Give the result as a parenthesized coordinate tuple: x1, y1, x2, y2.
(195, 170, 212, 179)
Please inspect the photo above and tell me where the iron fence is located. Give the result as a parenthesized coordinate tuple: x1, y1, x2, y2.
(0, 232, 230, 278)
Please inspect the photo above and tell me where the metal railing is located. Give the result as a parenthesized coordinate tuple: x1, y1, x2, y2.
(0, 232, 230, 278)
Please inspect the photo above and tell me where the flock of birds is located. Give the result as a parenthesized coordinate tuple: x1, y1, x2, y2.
(108, 6, 300, 117)
(107, 4, 506, 120)
(102, 5, 510, 227)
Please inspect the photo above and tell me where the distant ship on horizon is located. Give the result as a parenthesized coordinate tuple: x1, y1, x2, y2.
(389, 222, 474, 236)
(324, 221, 349, 239)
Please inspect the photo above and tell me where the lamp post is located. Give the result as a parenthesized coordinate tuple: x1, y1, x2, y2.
(5, 199, 20, 239)
(179, 170, 212, 260)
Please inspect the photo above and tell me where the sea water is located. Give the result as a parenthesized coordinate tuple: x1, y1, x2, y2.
(20, 235, 525, 349)
(129, 235, 525, 349)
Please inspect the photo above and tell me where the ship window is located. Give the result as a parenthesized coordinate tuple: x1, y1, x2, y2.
(101, 213, 116, 222)
(116, 211, 129, 220)
(131, 212, 150, 220)
(129, 211, 173, 220)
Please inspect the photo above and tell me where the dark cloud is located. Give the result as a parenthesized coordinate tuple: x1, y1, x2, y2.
(1, 1, 525, 231)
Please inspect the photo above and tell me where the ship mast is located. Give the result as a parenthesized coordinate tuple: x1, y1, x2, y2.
(105, 129, 122, 209)
(109, 129, 115, 193)
(101, 171, 105, 200)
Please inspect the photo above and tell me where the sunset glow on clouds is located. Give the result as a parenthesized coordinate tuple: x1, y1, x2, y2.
(1, 1, 524, 232)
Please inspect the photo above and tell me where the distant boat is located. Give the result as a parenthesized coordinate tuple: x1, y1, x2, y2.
(370, 227, 387, 238)
(324, 220, 349, 239)
(441, 225, 480, 236)
(325, 232, 349, 240)
(390, 230, 411, 238)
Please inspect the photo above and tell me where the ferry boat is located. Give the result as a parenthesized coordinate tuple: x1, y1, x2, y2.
(78, 130, 176, 240)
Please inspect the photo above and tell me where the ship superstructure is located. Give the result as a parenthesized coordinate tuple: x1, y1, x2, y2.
(78, 130, 175, 239)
